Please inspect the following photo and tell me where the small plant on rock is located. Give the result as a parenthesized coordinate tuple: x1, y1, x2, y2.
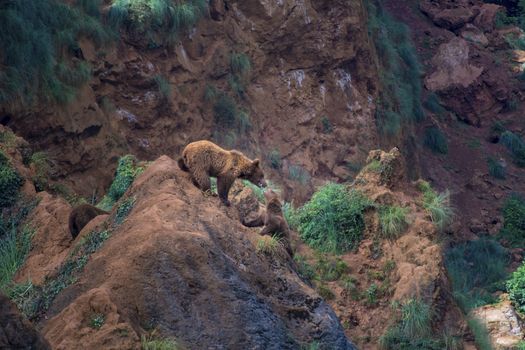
(256, 235, 283, 256)
(90, 313, 105, 329)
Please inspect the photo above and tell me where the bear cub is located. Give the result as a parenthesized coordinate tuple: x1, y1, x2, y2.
(178, 140, 266, 206)
(69, 204, 109, 239)
(258, 189, 293, 256)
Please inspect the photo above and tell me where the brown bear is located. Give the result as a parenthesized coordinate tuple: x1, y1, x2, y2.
(259, 189, 293, 256)
(69, 204, 109, 239)
(178, 140, 267, 206)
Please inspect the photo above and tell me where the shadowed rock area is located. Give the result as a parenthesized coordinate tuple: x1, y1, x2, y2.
(0, 293, 50, 349)
(35, 156, 355, 349)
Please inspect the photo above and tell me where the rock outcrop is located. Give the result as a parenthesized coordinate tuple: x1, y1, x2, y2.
(0, 293, 51, 349)
(24, 156, 356, 349)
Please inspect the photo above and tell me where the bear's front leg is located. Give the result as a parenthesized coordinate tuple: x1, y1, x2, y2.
(217, 176, 235, 206)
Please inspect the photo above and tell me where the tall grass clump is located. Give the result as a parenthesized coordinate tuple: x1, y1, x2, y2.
(108, 0, 207, 45)
(210, 93, 251, 137)
(0, 151, 23, 208)
(423, 93, 447, 117)
(294, 183, 372, 254)
(154, 74, 171, 102)
(0, 226, 34, 292)
(445, 238, 508, 312)
(418, 181, 453, 231)
(500, 131, 525, 167)
(487, 157, 506, 179)
(424, 127, 448, 154)
(367, 0, 424, 135)
(379, 299, 445, 350)
(0, 0, 110, 105)
(498, 193, 525, 247)
(379, 206, 409, 240)
(230, 53, 251, 77)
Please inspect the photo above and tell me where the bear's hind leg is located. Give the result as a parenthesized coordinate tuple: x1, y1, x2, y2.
(217, 176, 235, 206)
(190, 169, 211, 193)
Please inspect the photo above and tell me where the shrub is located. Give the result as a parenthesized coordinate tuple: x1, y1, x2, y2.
(379, 206, 409, 240)
(100, 155, 144, 209)
(487, 157, 506, 179)
(507, 261, 525, 315)
(0, 0, 110, 105)
(499, 193, 525, 247)
(424, 127, 448, 154)
(295, 183, 371, 253)
(445, 238, 508, 312)
(0, 151, 23, 208)
(500, 131, 525, 167)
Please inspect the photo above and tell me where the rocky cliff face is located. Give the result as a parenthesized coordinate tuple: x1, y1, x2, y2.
(2, 0, 378, 204)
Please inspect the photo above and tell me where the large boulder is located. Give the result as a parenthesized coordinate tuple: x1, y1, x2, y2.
(38, 156, 355, 349)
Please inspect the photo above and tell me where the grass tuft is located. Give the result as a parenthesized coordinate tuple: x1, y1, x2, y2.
(424, 127, 448, 154)
(256, 235, 284, 256)
(418, 182, 453, 231)
(378, 206, 409, 240)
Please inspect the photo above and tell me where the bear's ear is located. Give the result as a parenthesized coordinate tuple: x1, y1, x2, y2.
(253, 159, 260, 167)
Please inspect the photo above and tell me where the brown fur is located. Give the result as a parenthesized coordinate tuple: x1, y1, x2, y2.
(260, 190, 293, 256)
(178, 140, 266, 205)
(69, 204, 109, 239)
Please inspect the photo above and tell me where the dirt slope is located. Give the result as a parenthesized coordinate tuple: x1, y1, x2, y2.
(22, 156, 355, 349)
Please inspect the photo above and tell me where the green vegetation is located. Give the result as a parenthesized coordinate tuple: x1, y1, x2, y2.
(379, 206, 409, 240)
(507, 260, 525, 314)
(0, 151, 23, 208)
(499, 194, 525, 247)
(114, 197, 135, 225)
(314, 254, 349, 281)
(268, 149, 282, 170)
(466, 317, 493, 350)
(256, 235, 283, 256)
(90, 313, 105, 329)
(98, 155, 144, 210)
(379, 299, 448, 350)
(212, 94, 251, 133)
(423, 93, 447, 117)
(418, 181, 453, 231)
(365, 283, 379, 306)
(445, 238, 508, 312)
(0, 226, 34, 292)
(367, 0, 424, 135)
(108, 0, 207, 46)
(294, 183, 371, 253)
(242, 180, 265, 203)
(230, 53, 251, 77)
(317, 283, 335, 300)
(29, 152, 50, 191)
(487, 157, 506, 179)
(424, 127, 448, 154)
(321, 116, 333, 134)
(500, 131, 525, 167)
(141, 334, 180, 350)
(0, 0, 110, 105)
(293, 254, 316, 281)
(288, 165, 310, 185)
(154, 75, 171, 102)
(13, 229, 111, 319)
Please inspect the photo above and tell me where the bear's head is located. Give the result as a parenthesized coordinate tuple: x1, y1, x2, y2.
(242, 159, 267, 188)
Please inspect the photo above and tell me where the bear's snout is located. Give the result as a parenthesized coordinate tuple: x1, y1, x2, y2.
(259, 179, 267, 188)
